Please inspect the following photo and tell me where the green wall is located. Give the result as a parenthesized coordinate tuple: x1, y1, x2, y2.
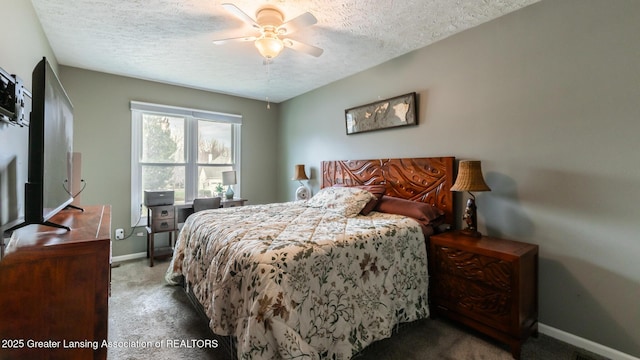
(58, 67, 280, 258)
(278, 0, 640, 357)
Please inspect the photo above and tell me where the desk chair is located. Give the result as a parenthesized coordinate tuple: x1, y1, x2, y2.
(193, 197, 221, 212)
(177, 197, 222, 234)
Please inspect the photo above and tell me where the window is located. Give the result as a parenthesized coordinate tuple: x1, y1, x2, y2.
(131, 101, 241, 225)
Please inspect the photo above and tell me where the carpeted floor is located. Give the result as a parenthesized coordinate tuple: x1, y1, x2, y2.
(108, 258, 609, 360)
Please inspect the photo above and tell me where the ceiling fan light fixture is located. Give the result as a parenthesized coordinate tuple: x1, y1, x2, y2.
(215, 3, 322, 59)
(255, 33, 284, 59)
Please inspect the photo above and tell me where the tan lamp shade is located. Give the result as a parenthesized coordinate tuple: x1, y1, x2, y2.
(451, 161, 491, 192)
(292, 164, 309, 181)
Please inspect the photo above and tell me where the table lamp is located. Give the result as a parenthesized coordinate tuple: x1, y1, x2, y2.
(450, 160, 491, 237)
(292, 164, 310, 200)
(222, 171, 236, 200)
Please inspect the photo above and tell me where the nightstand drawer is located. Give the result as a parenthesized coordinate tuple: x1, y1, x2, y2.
(432, 245, 513, 292)
(150, 218, 175, 232)
(432, 273, 511, 332)
(151, 205, 174, 220)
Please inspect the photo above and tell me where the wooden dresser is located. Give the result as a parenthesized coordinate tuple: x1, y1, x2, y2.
(0, 205, 111, 360)
(428, 231, 538, 359)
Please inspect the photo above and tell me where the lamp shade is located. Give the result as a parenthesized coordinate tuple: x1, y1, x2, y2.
(222, 170, 237, 186)
(292, 164, 309, 181)
(451, 161, 491, 192)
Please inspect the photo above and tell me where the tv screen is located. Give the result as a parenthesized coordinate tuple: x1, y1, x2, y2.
(37, 58, 74, 222)
(7, 57, 74, 232)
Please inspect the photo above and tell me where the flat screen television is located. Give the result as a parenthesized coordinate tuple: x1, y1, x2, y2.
(6, 57, 77, 232)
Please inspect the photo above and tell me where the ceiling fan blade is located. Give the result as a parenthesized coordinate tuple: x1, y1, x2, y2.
(283, 38, 324, 57)
(212, 36, 257, 45)
(278, 12, 317, 35)
(221, 3, 260, 29)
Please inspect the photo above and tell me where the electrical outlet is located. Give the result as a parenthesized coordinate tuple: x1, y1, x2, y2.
(115, 228, 125, 240)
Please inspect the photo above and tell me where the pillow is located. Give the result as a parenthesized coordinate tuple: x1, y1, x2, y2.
(332, 184, 386, 215)
(308, 187, 376, 217)
(375, 196, 445, 227)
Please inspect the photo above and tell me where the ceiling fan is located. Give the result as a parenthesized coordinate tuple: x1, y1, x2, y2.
(213, 3, 324, 60)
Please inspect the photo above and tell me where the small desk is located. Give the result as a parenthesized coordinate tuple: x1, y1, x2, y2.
(221, 198, 247, 208)
(174, 198, 248, 229)
(174, 202, 195, 226)
(148, 199, 251, 267)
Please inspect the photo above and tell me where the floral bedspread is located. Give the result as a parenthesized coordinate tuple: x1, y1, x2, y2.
(165, 201, 429, 359)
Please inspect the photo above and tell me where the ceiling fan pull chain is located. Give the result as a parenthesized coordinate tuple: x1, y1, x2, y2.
(265, 58, 272, 109)
(266, 57, 271, 79)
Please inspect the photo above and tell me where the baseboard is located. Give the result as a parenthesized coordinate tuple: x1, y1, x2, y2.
(111, 251, 147, 264)
(539, 323, 639, 360)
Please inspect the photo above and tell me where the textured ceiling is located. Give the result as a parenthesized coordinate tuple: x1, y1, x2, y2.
(30, 0, 539, 103)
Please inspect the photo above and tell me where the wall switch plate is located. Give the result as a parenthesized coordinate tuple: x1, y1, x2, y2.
(115, 228, 125, 240)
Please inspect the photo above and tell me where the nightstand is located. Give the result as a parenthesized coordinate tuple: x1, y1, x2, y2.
(221, 198, 247, 208)
(428, 231, 538, 359)
(146, 205, 176, 267)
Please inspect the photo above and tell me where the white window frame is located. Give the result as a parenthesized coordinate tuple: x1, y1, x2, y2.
(130, 101, 242, 226)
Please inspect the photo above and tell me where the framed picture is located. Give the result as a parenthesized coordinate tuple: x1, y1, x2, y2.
(345, 92, 417, 135)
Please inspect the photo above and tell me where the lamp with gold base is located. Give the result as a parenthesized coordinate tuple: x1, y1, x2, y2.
(451, 160, 491, 237)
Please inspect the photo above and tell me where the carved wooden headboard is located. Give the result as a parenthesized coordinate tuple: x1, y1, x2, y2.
(321, 157, 455, 225)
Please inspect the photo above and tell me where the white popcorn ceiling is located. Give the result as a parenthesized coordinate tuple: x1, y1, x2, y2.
(30, 0, 539, 103)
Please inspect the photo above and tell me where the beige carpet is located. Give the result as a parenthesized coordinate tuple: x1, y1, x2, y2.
(108, 258, 609, 360)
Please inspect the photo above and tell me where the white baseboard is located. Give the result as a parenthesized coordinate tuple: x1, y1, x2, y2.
(539, 323, 639, 360)
(111, 251, 147, 264)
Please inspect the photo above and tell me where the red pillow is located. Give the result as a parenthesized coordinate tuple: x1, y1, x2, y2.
(375, 196, 444, 226)
(332, 184, 386, 215)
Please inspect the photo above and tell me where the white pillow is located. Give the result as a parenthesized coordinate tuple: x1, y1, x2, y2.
(307, 187, 375, 217)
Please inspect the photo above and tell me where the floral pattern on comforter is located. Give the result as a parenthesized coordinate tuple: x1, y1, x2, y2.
(165, 201, 429, 360)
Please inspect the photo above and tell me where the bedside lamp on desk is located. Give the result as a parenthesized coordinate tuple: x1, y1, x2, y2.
(222, 171, 236, 200)
(451, 160, 491, 237)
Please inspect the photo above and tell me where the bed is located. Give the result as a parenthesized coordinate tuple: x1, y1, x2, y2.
(166, 157, 455, 359)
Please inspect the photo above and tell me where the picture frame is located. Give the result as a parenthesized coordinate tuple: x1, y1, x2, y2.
(345, 92, 417, 135)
